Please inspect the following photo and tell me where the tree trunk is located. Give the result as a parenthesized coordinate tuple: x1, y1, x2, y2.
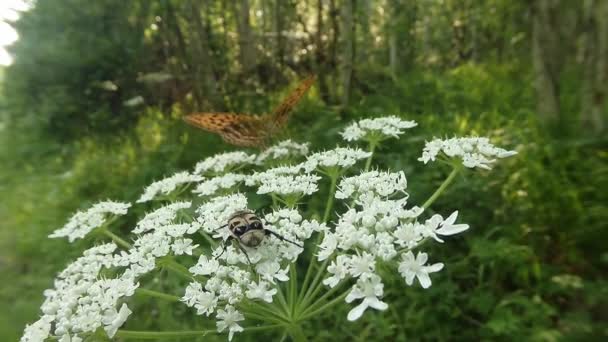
(232, 0, 257, 75)
(275, 0, 285, 67)
(189, 0, 224, 110)
(580, 0, 607, 133)
(340, 0, 355, 107)
(315, 0, 330, 103)
(532, 0, 562, 124)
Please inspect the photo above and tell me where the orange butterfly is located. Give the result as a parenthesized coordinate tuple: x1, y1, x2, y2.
(184, 75, 316, 147)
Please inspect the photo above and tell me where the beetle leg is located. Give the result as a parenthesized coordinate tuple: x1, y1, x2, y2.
(265, 229, 303, 248)
(214, 236, 233, 259)
(235, 243, 254, 266)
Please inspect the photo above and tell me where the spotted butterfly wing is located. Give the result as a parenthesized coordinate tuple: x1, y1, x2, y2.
(184, 75, 315, 147)
(271, 74, 316, 127)
(183, 113, 270, 147)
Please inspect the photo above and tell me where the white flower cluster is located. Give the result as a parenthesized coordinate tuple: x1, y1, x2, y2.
(304, 147, 371, 173)
(133, 201, 192, 234)
(255, 139, 309, 164)
(24, 202, 199, 342)
(245, 164, 320, 197)
(341, 116, 417, 142)
(193, 173, 246, 197)
(419, 136, 518, 170)
(137, 171, 203, 203)
(49, 201, 131, 242)
(318, 171, 469, 321)
(182, 194, 326, 341)
(336, 170, 408, 200)
(21, 243, 137, 342)
(194, 151, 257, 175)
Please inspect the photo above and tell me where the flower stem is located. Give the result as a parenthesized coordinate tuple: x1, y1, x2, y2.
(160, 258, 194, 280)
(289, 263, 298, 317)
(135, 288, 181, 302)
(116, 330, 213, 339)
(421, 167, 460, 210)
(100, 228, 131, 249)
(299, 290, 349, 321)
(116, 324, 282, 340)
(299, 281, 344, 317)
(322, 175, 338, 223)
(298, 258, 330, 312)
(288, 324, 307, 342)
(364, 141, 377, 171)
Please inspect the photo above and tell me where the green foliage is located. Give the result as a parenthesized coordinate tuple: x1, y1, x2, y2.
(2, 63, 606, 340)
(1, 0, 606, 339)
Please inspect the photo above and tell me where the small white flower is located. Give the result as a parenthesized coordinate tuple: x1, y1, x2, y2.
(102, 303, 133, 338)
(182, 282, 218, 316)
(189, 255, 220, 276)
(137, 171, 203, 203)
(304, 147, 371, 173)
(417, 211, 469, 243)
(419, 136, 517, 169)
(323, 255, 350, 288)
(341, 116, 417, 142)
(171, 238, 198, 255)
(216, 305, 244, 341)
(133, 201, 191, 234)
(246, 280, 277, 303)
(398, 251, 444, 288)
(256, 139, 309, 164)
(20, 315, 53, 342)
(256, 173, 320, 196)
(49, 201, 131, 242)
(345, 275, 388, 321)
(336, 170, 408, 200)
(317, 232, 338, 261)
(194, 152, 256, 175)
(347, 252, 376, 279)
(192, 173, 245, 196)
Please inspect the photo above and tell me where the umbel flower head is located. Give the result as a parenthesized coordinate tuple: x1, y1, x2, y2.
(341, 116, 417, 142)
(23, 115, 518, 341)
(419, 136, 517, 169)
(137, 171, 203, 203)
(318, 170, 469, 321)
(48, 201, 131, 242)
(182, 194, 327, 340)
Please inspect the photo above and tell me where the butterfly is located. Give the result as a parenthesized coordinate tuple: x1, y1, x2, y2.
(184, 75, 316, 147)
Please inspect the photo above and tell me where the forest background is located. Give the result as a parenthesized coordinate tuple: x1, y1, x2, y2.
(0, 0, 606, 341)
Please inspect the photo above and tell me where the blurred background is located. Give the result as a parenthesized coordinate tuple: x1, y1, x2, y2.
(0, 0, 606, 340)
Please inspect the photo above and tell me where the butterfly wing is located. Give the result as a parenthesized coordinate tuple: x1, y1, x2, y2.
(184, 113, 270, 147)
(271, 75, 316, 127)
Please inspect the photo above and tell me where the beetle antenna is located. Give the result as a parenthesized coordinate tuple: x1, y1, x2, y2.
(214, 224, 229, 231)
(265, 229, 303, 248)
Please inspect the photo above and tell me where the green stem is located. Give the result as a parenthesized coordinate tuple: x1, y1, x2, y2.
(299, 280, 343, 317)
(240, 309, 289, 325)
(275, 285, 291, 318)
(289, 263, 298, 317)
(299, 290, 349, 321)
(322, 175, 338, 223)
(298, 258, 330, 312)
(101, 228, 131, 249)
(116, 330, 213, 339)
(288, 324, 307, 342)
(135, 288, 181, 302)
(117, 324, 282, 340)
(421, 167, 460, 210)
(364, 141, 377, 171)
(161, 259, 194, 280)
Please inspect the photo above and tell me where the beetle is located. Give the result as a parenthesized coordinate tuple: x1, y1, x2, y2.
(215, 210, 302, 263)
